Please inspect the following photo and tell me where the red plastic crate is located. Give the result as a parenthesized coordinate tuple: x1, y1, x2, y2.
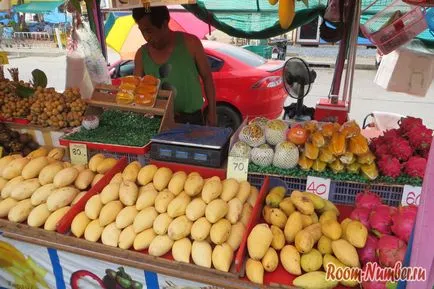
(59, 138, 151, 155)
(56, 157, 128, 234)
(57, 159, 269, 278)
(236, 176, 356, 288)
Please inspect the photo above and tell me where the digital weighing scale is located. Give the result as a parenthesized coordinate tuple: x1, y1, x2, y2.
(150, 124, 233, 168)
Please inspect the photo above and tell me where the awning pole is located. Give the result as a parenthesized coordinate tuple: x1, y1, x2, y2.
(342, 0, 361, 113)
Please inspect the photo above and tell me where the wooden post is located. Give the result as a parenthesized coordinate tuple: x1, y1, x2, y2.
(407, 138, 434, 289)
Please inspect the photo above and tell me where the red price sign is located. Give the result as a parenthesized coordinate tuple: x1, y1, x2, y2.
(305, 176, 331, 200)
(402, 185, 422, 206)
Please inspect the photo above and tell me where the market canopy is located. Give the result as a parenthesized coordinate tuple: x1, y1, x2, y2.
(14, 0, 64, 13)
(183, 0, 433, 45)
(183, 0, 326, 39)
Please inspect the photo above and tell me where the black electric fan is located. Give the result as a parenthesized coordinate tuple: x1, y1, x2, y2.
(283, 57, 317, 121)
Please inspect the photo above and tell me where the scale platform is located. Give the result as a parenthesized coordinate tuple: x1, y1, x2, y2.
(150, 124, 233, 168)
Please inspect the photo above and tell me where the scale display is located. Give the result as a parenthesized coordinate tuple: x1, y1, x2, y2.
(151, 124, 232, 168)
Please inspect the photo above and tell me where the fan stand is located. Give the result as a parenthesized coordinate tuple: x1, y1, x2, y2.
(291, 82, 311, 122)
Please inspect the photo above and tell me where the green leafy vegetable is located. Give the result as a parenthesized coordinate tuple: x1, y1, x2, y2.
(64, 110, 161, 147)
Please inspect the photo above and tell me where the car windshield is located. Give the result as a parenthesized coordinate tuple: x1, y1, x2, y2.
(214, 45, 266, 67)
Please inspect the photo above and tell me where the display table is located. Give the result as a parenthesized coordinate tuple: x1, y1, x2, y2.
(0, 219, 265, 289)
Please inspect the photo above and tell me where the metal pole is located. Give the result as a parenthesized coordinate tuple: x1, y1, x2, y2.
(330, 0, 354, 97)
(342, 0, 361, 113)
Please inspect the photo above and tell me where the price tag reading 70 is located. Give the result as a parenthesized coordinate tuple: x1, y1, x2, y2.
(305, 176, 331, 200)
(226, 156, 249, 182)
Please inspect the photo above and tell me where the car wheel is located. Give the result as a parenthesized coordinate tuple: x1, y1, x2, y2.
(215, 105, 242, 132)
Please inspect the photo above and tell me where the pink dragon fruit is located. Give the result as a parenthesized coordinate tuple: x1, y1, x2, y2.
(362, 280, 387, 289)
(391, 205, 418, 242)
(377, 235, 407, 267)
(390, 138, 413, 161)
(351, 207, 372, 229)
(400, 117, 423, 134)
(404, 156, 427, 178)
(382, 129, 400, 143)
(370, 137, 383, 153)
(377, 156, 402, 178)
(375, 145, 391, 158)
(358, 235, 379, 266)
(407, 125, 433, 151)
(369, 205, 396, 234)
(356, 191, 382, 210)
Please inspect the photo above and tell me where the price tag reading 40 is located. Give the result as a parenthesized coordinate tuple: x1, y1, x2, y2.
(227, 156, 249, 182)
(305, 176, 331, 200)
(402, 185, 422, 206)
(69, 143, 88, 165)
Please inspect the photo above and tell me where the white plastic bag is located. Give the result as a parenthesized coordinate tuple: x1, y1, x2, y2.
(65, 50, 94, 99)
(75, 23, 111, 86)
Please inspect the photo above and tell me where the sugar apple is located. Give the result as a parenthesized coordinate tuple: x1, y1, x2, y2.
(249, 117, 269, 129)
(273, 141, 300, 169)
(265, 119, 288, 146)
(229, 141, 251, 158)
(250, 144, 274, 167)
(239, 124, 265, 147)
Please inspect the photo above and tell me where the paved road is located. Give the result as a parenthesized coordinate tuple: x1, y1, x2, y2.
(6, 56, 434, 128)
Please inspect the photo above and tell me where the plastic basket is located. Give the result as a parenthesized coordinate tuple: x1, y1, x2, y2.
(248, 172, 405, 207)
(361, 0, 427, 55)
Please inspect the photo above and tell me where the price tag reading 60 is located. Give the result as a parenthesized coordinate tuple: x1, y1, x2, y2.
(305, 176, 331, 200)
(69, 143, 88, 165)
(227, 156, 249, 182)
(402, 185, 422, 206)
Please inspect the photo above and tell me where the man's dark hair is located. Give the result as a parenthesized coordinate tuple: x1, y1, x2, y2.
(132, 6, 170, 29)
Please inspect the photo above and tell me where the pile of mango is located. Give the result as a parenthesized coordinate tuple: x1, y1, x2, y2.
(0, 150, 118, 230)
(71, 161, 258, 273)
(246, 187, 369, 288)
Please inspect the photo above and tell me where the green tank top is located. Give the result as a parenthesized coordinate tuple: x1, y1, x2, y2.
(141, 33, 204, 114)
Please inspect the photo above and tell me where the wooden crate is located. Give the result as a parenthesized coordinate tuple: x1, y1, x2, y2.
(87, 84, 175, 132)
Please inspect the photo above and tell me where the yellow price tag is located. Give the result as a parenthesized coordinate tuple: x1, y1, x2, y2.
(0, 52, 9, 65)
(226, 156, 249, 182)
(69, 143, 88, 165)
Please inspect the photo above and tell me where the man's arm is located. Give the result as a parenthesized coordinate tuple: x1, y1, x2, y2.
(134, 48, 144, 77)
(185, 34, 217, 126)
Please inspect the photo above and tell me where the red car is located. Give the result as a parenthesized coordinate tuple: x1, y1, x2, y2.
(109, 41, 286, 130)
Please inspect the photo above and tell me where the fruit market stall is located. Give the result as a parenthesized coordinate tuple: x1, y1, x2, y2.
(59, 77, 175, 162)
(227, 117, 431, 208)
(0, 139, 431, 289)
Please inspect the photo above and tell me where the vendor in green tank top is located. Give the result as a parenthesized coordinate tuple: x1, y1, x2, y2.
(132, 6, 217, 126)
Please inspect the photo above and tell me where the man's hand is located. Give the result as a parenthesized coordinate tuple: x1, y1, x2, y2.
(207, 108, 217, 126)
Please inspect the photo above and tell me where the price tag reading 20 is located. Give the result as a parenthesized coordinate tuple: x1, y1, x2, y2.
(305, 176, 331, 200)
(401, 185, 422, 206)
(227, 156, 249, 182)
(69, 143, 88, 165)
